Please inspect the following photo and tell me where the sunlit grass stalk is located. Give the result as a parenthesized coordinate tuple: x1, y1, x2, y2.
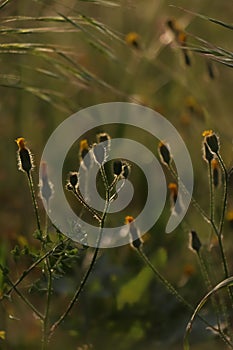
(27, 172, 43, 237)
(135, 246, 231, 345)
(41, 258, 52, 350)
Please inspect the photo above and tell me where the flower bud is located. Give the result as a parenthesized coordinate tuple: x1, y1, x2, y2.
(69, 171, 79, 189)
(158, 142, 171, 166)
(202, 130, 219, 154)
(96, 132, 111, 150)
(15, 137, 33, 174)
(113, 160, 123, 176)
(189, 230, 202, 253)
(79, 139, 92, 170)
(125, 216, 143, 249)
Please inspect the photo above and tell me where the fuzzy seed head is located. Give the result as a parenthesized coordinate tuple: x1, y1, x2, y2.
(189, 230, 202, 253)
(158, 142, 171, 166)
(202, 130, 219, 154)
(16, 137, 33, 174)
(113, 160, 123, 176)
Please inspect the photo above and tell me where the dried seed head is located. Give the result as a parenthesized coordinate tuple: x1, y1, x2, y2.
(158, 142, 171, 167)
(125, 216, 143, 249)
(202, 141, 214, 163)
(168, 182, 178, 203)
(97, 132, 111, 149)
(202, 130, 219, 154)
(189, 230, 202, 253)
(40, 161, 53, 203)
(125, 32, 141, 49)
(68, 171, 79, 190)
(15, 137, 33, 174)
(92, 143, 106, 166)
(79, 139, 91, 170)
(113, 160, 123, 176)
(211, 158, 220, 188)
(168, 182, 183, 215)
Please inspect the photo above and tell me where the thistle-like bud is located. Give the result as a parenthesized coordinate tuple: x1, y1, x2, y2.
(67, 171, 79, 191)
(202, 141, 214, 163)
(168, 182, 182, 215)
(158, 142, 172, 167)
(15, 137, 33, 174)
(168, 182, 178, 203)
(202, 130, 219, 154)
(40, 161, 53, 203)
(113, 160, 123, 176)
(189, 230, 202, 253)
(92, 143, 105, 166)
(79, 139, 91, 170)
(96, 132, 111, 150)
(125, 216, 143, 249)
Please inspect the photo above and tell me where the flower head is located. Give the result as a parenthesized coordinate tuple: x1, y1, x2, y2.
(158, 141, 172, 167)
(79, 139, 92, 170)
(202, 130, 219, 154)
(125, 32, 141, 49)
(125, 216, 143, 249)
(189, 230, 202, 253)
(15, 137, 33, 174)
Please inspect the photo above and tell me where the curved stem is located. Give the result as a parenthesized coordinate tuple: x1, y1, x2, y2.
(136, 247, 231, 345)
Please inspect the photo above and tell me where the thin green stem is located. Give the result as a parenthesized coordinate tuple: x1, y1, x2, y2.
(208, 162, 214, 224)
(197, 251, 221, 329)
(41, 258, 52, 350)
(73, 188, 101, 222)
(215, 153, 233, 305)
(5, 275, 44, 320)
(27, 172, 43, 236)
(169, 165, 211, 224)
(216, 153, 228, 236)
(136, 247, 231, 346)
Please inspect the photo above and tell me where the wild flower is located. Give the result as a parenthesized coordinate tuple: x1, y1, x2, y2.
(79, 139, 92, 170)
(202, 130, 220, 154)
(125, 216, 143, 249)
(15, 137, 33, 174)
(158, 141, 172, 166)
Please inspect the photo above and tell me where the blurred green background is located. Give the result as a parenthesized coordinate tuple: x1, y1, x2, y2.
(0, 0, 233, 349)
